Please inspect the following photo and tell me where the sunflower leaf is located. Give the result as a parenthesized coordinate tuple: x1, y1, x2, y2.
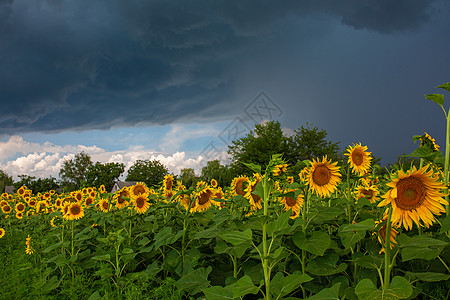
(232, 275, 260, 298)
(202, 285, 235, 300)
(398, 235, 448, 261)
(403, 271, 450, 282)
(437, 82, 450, 93)
(243, 162, 261, 174)
(293, 231, 331, 256)
(267, 210, 292, 236)
(425, 93, 444, 107)
(176, 266, 212, 295)
(219, 228, 252, 245)
(306, 282, 341, 299)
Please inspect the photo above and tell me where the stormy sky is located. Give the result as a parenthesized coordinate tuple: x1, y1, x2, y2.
(0, 0, 449, 179)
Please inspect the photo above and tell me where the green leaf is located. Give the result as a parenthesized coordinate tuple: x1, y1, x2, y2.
(232, 275, 260, 298)
(92, 254, 111, 262)
(425, 93, 444, 107)
(293, 231, 331, 256)
(399, 235, 448, 261)
(43, 241, 64, 253)
(338, 219, 374, 249)
(306, 283, 341, 299)
(154, 227, 183, 250)
(87, 291, 102, 300)
(267, 210, 291, 236)
(439, 214, 450, 234)
(404, 271, 450, 282)
(403, 145, 438, 160)
(194, 225, 220, 239)
(306, 253, 347, 276)
(437, 82, 450, 93)
(355, 279, 380, 300)
(203, 286, 235, 300)
(176, 267, 212, 295)
(311, 206, 345, 223)
(351, 253, 383, 270)
(219, 228, 252, 245)
(243, 162, 261, 174)
(388, 276, 413, 299)
(355, 277, 413, 300)
(271, 272, 312, 298)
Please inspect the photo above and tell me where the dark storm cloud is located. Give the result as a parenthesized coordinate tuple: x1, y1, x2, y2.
(0, 0, 439, 134)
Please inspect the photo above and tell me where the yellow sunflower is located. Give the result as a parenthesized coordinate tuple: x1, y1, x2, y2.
(17, 186, 27, 197)
(298, 167, 310, 184)
(280, 190, 304, 219)
(191, 187, 216, 212)
(273, 164, 288, 176)
(307, 156, 341, 197)
(163, 174, 174, 192)
(133, 195, 150, 214)
(211, 179, 218, 188)
(375, 217, 399, 254)
(355, 184, 379, 203)
(420, 132, 440, 151)
(15, 202, 26, 213)
(378, 166, 448, 230)
(0, 200, 7, 207)
(114, 188, 130, 209)
(66, 202, 85, 220)
(231, 175, 250, 197)
(345, 143, 372, 175)
(244, 175, 263, 211)
(16, 212, 23, 219)
(84, 196, 95, 207)
(98, 199, 110, 213)
(0, 228, 5, 238)
(1, 204, 12, 214)
(130, 182, 149, 198)
(73, 191, 84, 202)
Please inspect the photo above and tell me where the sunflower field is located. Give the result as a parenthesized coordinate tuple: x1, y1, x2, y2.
(1, 87, 450, 299)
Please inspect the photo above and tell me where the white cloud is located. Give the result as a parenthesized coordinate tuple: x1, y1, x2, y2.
(159, 124, 220, 152)
(0, 135, 230, 181)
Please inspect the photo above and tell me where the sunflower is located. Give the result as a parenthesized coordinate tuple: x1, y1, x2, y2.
(420, 132, 440, 152)
(245, 175, 263, 211)
(345, 143, 372, 175)
(61, 203, 71, 219)
(99, 185, 107, 194)
(1, 204, 12, 214)
(378, 166, 448, 230)
(298, 167, 310, 184)
(280, 190, 304, 219)
(211, 179, 218, 188)
(307, 156, 341, 197)
(114, 188, 130, 210)
(191, 187, 216, 213)
(355, 184, 379, 203)
(375, 218, 399, 254)
(164, 174, 174, 191)
(0, 200, 7, 207)
(25, 235, 34, 255)
(84, 196, 95, 207)
(66, 202, 85, 220)
(0, 228, 5, 238)
(231, 175, 250, 197)
(17, 186, 27, 197)
(73, 191, 83, 202)
(16, 212, 23, 219)
(98, 199, 110, 213)
(133, 195, 150, 214)
(15, 202, 26, 213)
(273, 164, 288, 176)
(130, 182, 149, 198)
(27, 198, 37, 207)
(286, 176, 294, 184)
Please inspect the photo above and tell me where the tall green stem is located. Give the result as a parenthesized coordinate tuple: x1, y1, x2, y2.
(444, 109, 450, 215)
(262, 178, 271, 300)
(347, 165, 352, 224)
(383, 206, 393, 291)
(71, 220, 74, 256)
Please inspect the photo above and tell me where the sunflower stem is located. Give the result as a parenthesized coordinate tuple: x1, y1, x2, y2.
(444, 108, 450, 215)
(347, 164, 352, 224)
(71, 220, 74, 257)
(262, 177, 271, 300)
(383, 206, 393, 291)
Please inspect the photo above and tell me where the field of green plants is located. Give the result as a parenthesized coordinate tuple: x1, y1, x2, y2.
(1, 84, 450, 299)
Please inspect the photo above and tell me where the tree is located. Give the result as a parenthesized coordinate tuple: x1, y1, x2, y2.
(14, 175, 60, 194)
(200, 160, 233, 187)
(59, 152, 93, 191)
(180, 168, 198, 188)
(0, 169, 13, 193)
(126, 159, 169, 188)
(227, 121, 341, 176)
(84, 162, 125, 192)
(228, 121, 291, 176)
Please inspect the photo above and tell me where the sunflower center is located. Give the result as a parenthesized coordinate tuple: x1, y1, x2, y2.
(285, 196, 296, 207)
(136, 197, 145, 209)
(166, 180, 173, 191)
(235, 180, 247, 196)
(134, 186, 145, 195)
(70, 205, 81, 215)
(352, 151, 363, 166)
(362, 189, 374, 199)
(312, 165, 331, 186)
(17, 203, 25, 211)
(198, 190, 211, 205)
(395, 177, 426, 211)
(102, 202, 109, 210)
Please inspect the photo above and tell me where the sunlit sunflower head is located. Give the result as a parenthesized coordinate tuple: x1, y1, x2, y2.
(0, 228, 5, 238)
(231, 175, 250, 197)
(61, 203, 70, 219)
(17, 186, 27, 197)
(179, 195, 192, 211)
(15, 202, 26, 213)
(98, 199, 110, 213)
(345, 143, 372, 175)
(89, 191, 97, 198)
(307, 156, 341, 197)
(355, 184, 379, 203)
(191, 187, 216, 213)
(74, 191, 84, 202)
(164, 174, 174, 191)
(0, 200, 7, 207)
(420, 132, 440, 152)
(281, 190, 304, 219)
(298, 167, 310, 184)
(114, 188, 130, 209)
(1, 204, 12, 214)
(15, 212, 23, 219)
(210, 179, 218, 188)
(84, 196, 95, 207)
(130, 182, 149, 198)
(244, 176, 262, 211)
(133, 195, 150, 214)
(66, 202, 84, 221)
(286, 176, 294, 184)
(28, 198, 37, 207)
(273, 164, 288, 176)
(99, 185, 107, 194)
(378, 166, 448, 230)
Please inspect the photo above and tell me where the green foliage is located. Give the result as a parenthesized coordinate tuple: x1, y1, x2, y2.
(0, 168, 13, 193)
(125, 159, 169, 188)
(14, 175, 60, 193)
(179, 168, 198, 188)
(84, 161, 125, 191)
(200, 160, 233, 187)
(59, 151, 93, 191)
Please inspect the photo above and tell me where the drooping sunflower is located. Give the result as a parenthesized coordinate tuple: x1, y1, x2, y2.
(345, 143, 372, 175)
(84, 196, 95, 207)
(0, 228, 5, 238)
(378, 166, 448, 230)
(66, 202, 85, 221)
(280, 190, 304, 219)
(298, 167, 310, 184)
(307, 156, 341, 197)
(130, 182, 150, 198)
(231, 175, 250, 197)
(420, 132, 440, 152)
(133, 195, 150, 214)
(244, 175, 263, 211)
(355, 184, 379, 203)
(273, 164, 288, 176)
(374, 217, 399, 254)
(114, 187, 130, 209)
